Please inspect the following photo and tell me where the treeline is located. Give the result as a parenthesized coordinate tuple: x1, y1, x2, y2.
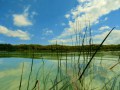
(0, 44, 120, 52)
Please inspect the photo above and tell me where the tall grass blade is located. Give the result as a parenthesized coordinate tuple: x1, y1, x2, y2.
(19, 62, 24, 90)
(27, 54, 34, 90)
(78, 27, 115, 80)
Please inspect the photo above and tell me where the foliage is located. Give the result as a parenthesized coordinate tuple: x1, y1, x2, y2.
(0, 44, 120, 52)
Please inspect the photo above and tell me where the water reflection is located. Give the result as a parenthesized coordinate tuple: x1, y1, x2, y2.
(0, 52, 120, 90)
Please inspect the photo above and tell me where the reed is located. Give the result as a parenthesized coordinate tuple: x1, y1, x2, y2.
(27, 54, 34, 90)
(17, 21, 120, 90)
(19, 62, 24, 90)
(78, 27, 115, 80)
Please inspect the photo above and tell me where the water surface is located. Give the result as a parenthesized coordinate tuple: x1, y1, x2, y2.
(0, 52, 120, 90)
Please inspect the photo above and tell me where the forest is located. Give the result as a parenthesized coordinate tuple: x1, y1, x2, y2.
(0, 44, 120, 52)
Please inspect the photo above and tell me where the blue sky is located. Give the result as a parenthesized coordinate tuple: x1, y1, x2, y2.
(0, 0, 120, 45)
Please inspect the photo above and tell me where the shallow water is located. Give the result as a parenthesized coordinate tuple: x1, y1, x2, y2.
(0, 52, 120, 90)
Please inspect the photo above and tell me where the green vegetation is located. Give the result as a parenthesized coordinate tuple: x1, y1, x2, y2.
(0, 44, 120, 52)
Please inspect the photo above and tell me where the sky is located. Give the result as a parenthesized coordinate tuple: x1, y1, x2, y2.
(0, 0, 120, 45)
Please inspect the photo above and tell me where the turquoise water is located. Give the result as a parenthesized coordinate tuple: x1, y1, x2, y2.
(0, 58, 59, 90)
(0, 53, 120, 90)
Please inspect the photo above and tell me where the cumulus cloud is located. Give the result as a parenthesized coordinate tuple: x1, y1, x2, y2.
(13, 6, 32, 27)
(50, 0, 120, 44)
(0, 25, 30, 40)
(13, 14, 32, 27)
(50, 29, 120, 45)
(93, 29, 120, 44)
(99, 26, 111, 30)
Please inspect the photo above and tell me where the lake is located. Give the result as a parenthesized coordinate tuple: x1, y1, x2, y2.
(0, 51, 120, 90)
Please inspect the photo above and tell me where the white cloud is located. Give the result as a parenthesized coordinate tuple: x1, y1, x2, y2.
(49, 38, 72, 44)
(13, 6, 32, 27)
(0, 25, 30, 40)
(65, 14, 70, 18)
(99, 26, 111, 30)
(42, 28, 53, 35)
(94, 20, 99, 24)
(24, 5, 30, 13)
(50, 29, 120, 45)
(93, 29, 120, 44)
(13, 14, 32, 27)
(50, 0, 120, 44)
